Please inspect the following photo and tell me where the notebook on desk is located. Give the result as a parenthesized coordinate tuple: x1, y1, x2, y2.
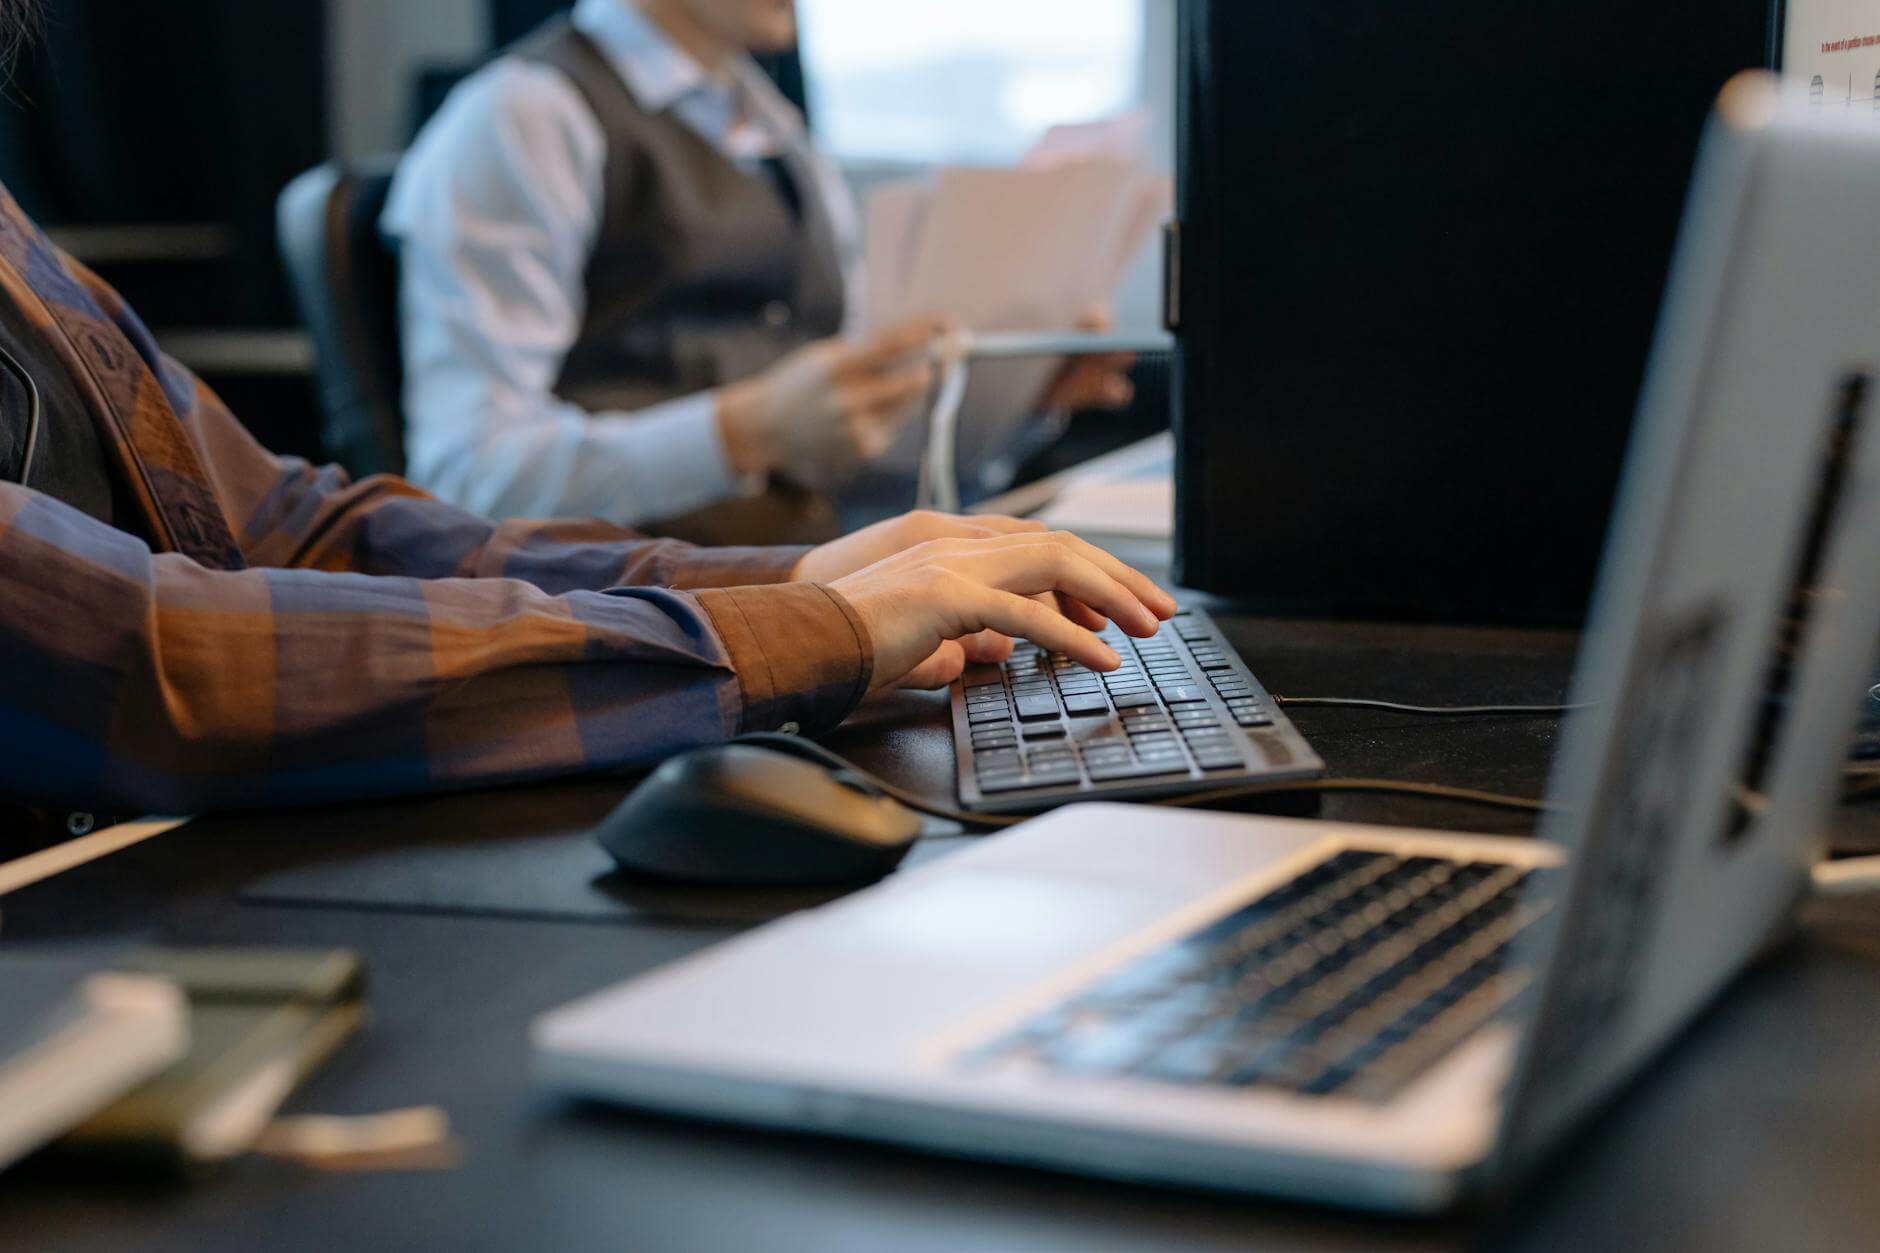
(61, 949, 366, 1172)
(0, 954, 187, 1173)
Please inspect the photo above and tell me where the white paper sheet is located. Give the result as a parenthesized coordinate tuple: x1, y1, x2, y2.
(860, 125, 1170, 474)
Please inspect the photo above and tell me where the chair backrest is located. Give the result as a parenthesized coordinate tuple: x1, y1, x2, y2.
(277, 159, 406, 477)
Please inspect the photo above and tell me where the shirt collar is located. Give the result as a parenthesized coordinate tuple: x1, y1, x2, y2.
(571, 0, 804, 145)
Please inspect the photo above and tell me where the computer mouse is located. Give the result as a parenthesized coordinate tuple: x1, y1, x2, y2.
(595, 745, 925, 887)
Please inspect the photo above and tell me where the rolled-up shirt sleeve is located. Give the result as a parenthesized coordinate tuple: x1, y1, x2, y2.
(1, 175, 872, 820)
(0, 483, 870, 815)
(696, 582, 874, 733)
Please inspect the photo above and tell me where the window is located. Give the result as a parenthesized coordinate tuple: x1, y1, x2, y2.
(796, 0, 1148, 165)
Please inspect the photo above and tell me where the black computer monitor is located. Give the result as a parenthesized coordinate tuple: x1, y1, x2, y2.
(1172, 1, 1776, 625)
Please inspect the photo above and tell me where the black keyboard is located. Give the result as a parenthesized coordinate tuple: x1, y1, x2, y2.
(949, 608, 1324, 813)
(964, 850, 1557, 1102)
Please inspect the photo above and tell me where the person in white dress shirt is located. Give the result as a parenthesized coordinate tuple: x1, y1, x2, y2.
(384, 0, 1131, 543)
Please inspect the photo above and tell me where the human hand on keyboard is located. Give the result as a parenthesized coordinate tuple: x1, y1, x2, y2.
(791, 509, 1049, 584)
(887, 629, 1017, 694)
(832, 531, 1177, 698)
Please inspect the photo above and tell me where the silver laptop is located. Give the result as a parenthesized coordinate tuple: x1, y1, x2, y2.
(532, 77, 1880, 1213)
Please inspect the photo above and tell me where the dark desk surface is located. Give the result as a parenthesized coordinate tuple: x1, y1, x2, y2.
(4, 600, 1878, 1253)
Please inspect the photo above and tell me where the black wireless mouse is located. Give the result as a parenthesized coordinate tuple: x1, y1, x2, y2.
(596, 745, 925, 887)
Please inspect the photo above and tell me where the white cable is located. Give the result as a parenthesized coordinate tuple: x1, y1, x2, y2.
(918, 344, 972, 513)
(1811, 856, 1880, 898)
(914, 329, 1175, 513)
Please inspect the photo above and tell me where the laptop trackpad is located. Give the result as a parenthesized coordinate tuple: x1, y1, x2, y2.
(832, 871, 1164, 971)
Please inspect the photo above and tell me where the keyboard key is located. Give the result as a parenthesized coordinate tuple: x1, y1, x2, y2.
(1088, 761, 1189, 782)
(969, 707, 1012, 725)
(1160, 685, 1205, 704)
(1137, 751, 1189, 767)
(1028, 766, 1082, 787)
(1138, 1035, 1234, 1083)
(1235, 713, 1274, 728)
(1064, 693, 1111, 716)
(1016, 694, 1061, 720)
(980, 773, 1062, 794)
(1040, 1023, 1162, 1075)
(1024, 725, 1068, 742)
(1112, 692, 1159, 709)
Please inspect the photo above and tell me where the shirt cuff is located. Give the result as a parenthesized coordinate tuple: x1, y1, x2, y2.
(666, 544, 813, 590)
(695, 582, 874, 734)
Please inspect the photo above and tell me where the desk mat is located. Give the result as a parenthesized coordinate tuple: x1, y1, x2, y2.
(236, 781, 970, 928)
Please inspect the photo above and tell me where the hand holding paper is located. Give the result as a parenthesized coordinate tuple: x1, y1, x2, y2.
(860, 114, 1171, 473)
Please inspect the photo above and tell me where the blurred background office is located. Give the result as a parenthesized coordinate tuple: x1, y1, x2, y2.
(0, 0, 1174, 481)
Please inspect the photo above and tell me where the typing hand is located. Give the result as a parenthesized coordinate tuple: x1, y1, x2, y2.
(830, 531, 1177, 698)
(716, 316, 950, 488)
(799, 512, 1108, 694)
(792, 509, 1047, 584)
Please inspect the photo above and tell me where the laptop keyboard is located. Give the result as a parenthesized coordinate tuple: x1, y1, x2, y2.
(965, 850, 1557, 1102)
(952, 609, 1324, 812)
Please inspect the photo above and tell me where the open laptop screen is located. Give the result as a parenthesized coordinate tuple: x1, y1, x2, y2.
(1494, 78, 1880, 1178)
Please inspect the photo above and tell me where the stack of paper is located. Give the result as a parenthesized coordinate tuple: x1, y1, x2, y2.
(0, 954, 188, 1173)
(863, 116, 1171, 473)
(64, 947, 367, 1173)
(1032, 431, 1175, 539)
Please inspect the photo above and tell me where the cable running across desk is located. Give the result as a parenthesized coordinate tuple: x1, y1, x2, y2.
(735, 734, 1552, 831)
(1274, 697, 1589, 717)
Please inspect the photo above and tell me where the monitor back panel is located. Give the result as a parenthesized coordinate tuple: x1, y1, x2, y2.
(1173, 0, 1775, 625)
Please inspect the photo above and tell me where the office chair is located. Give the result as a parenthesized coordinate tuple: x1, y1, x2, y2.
(276, 159, 407, 477)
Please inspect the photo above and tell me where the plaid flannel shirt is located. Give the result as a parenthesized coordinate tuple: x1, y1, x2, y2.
(0, 186, 872, 815)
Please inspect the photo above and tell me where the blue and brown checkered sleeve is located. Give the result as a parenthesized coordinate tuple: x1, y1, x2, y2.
(0, 189, 873, 815)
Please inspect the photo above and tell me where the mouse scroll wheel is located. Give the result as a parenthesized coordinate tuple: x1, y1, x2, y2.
(830, 769, 885, 798)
